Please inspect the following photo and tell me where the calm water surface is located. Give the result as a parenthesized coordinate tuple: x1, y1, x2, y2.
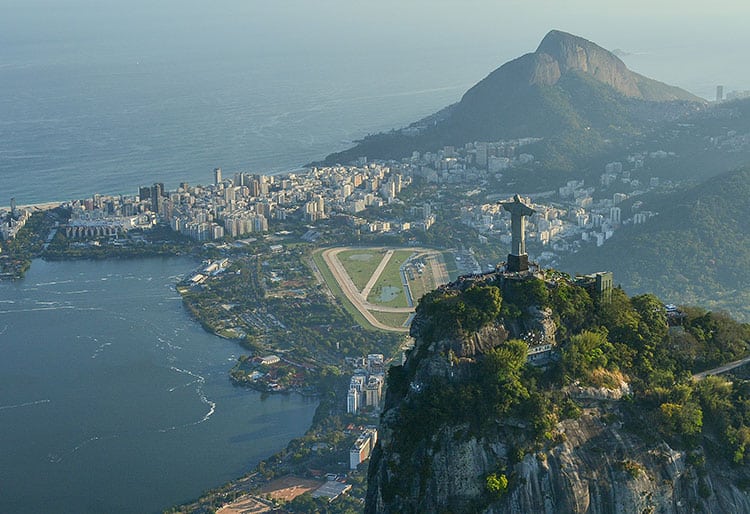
(0, 257, 316, 513)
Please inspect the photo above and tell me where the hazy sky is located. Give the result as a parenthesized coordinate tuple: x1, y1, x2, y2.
(2, 0, 748, 97)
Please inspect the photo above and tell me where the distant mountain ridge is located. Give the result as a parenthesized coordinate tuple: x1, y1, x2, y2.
(529, 30, 699, 101)
(322, 30, 704, 169)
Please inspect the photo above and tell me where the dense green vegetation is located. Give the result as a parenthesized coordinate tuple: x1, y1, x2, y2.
(418, 284, 502, 338)
(44, 223, 195, 261)
(182, 247, 401, 364)
(563, 166, 750, 320)
(383, 272, 750, 497)
(0, 207, 68, 278)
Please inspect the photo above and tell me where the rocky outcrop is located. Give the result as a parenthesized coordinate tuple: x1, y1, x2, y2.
(366, 272, 750, 514)
(369, 404, 750, 514)
(500, 411, 750, 514)
(483, 29, 702, 103)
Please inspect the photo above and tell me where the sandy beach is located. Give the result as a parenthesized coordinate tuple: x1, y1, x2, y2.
(0, 201, 64, 212)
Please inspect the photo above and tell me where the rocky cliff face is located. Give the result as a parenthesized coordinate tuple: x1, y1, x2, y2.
(365, 272, 750, 514)
(466, 29, 701, 103)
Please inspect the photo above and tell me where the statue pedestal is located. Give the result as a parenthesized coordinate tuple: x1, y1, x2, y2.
(506, 254, 529, 273)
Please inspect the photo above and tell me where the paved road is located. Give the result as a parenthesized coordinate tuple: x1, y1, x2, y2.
(693, 355, 750, 381)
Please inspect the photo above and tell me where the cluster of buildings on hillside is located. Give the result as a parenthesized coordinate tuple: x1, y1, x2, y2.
(16, 131, 672, 262)
(0, 199, 31, 241)
(406, 138, 541, 177)
(715, 85, 750, 102)
(45, 136, 543, 244)
(345, 354, 385, 415)
(460, 158, 664, 266)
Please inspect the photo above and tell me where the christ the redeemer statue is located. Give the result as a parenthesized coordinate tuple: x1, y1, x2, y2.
(500, 194, 535, 272)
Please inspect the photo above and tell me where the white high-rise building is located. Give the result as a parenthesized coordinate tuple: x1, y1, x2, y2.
(347, 388, 359, 414)
(610, 206, 621, 224)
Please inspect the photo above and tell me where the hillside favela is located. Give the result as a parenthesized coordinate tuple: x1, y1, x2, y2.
(3, 2, 750, 514)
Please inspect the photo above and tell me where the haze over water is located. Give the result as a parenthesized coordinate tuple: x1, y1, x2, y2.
(2, 0, 749, 205)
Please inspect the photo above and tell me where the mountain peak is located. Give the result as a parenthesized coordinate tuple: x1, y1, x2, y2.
(321, 30, 703, 168)
(531, 30, 639, 96)
(537, 29, 600, 54)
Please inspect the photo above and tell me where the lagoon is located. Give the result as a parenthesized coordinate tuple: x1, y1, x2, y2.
(0, 257, 316, 513)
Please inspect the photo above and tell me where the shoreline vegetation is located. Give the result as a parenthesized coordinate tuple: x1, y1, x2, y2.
(162, 243, 406, 513)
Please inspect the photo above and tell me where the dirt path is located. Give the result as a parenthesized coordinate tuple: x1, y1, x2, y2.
(361, 249, 394, 300)
(321, 247, 409, 332)
(319, 246, 449, 332)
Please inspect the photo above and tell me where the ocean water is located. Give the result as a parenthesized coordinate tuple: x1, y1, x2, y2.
(2, 2, 749, 206)
(0, 257, 317, 513)
(0, 2, 475, 205)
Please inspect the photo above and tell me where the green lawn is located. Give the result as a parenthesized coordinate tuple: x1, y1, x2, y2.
(312, 250, 379, 331)
(405, 259, 438, 303)
(366, 250, 414, 308)
(337, 249, 384, 291)
(370, 311, 412, 329)
(442, 251, 460, 281)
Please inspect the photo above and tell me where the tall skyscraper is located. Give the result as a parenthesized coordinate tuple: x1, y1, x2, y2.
(717, 85, 724, 102)
(139, 186, 151, 202)
(213, 167, 222, 185)
(151, 183, 164, 214)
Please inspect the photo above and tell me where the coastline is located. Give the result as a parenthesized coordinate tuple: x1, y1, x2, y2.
(0, 201, 63, 211)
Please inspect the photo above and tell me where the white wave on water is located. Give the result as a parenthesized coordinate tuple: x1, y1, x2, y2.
(157, 394, 216, 432)
(53, 433, 121, 462)
(197, 392, 216, 424)
(165, 366, 217, 428)
(91, 341, 112, 359)
(0, 305, 76, 314)
(51, 382, 217, 461)
(170, 365, 204, 382)
(0, 300, 16, 304)
(158, 336, 183, 351)
(0, 399, 51, 411)
(168, 379, 200, 392)
(34, 280, 74, 287)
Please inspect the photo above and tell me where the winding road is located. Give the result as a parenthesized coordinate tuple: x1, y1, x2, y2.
(692, 355, 750, 381)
